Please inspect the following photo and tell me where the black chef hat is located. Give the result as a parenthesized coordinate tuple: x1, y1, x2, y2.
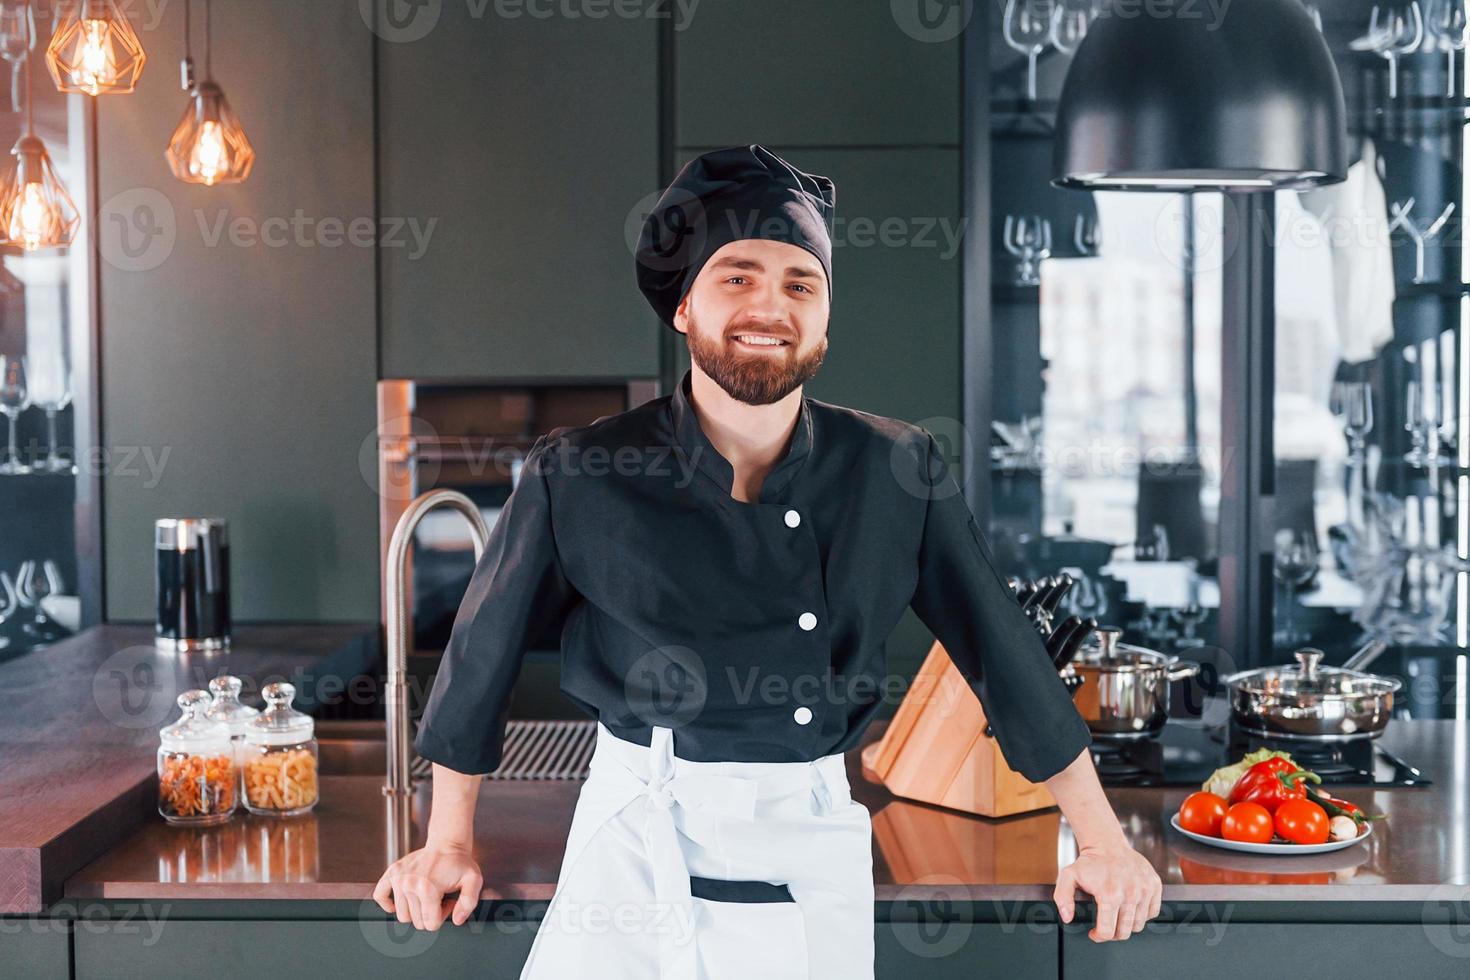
(635, 145, 836, 330)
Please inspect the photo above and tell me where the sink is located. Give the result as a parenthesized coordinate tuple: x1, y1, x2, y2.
(313, 718, 595, 779)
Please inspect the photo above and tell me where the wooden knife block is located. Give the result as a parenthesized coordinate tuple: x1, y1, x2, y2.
(860, 640, 1060, 818)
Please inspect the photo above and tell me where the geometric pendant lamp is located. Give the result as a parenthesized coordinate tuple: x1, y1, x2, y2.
(0, 3, 79, 251)
(45, 0, 147, 96)
(1053, 0, 1347, 192)
(166, 79, 255, 186)
(165, 0, 254, 186)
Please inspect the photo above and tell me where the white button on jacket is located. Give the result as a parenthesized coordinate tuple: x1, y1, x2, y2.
(793, 706, 813, 725)
(798, 612, 817, 631)
(783, 509, 801, 528)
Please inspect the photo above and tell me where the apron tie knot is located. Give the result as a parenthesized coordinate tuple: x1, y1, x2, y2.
(647, 780, 676, 810)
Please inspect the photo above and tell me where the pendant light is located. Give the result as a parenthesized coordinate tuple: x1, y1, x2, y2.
(165, 0, 253, 186)
(0, 2, 79, 251)
(45, 0, 146, 95)
(1052, 0, 1347, 192)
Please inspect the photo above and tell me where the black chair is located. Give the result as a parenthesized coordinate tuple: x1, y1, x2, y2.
(1135, 459, 1207, 562)
(1274, 457, 1320, 553)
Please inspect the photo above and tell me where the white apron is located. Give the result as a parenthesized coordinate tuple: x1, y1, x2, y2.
(518, 723, 875, 980)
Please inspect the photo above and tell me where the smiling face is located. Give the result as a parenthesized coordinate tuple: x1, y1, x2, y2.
(673, 239, 830, 406)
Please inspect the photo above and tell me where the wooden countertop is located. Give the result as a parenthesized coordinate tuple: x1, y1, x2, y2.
(65, 717, 1470, 905)
(0, 623, 380, 914)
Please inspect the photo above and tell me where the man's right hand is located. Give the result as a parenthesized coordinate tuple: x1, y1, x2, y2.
(372, 843, 484, 931)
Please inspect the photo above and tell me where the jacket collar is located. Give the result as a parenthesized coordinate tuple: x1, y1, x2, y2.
(669, 368, 813, 502)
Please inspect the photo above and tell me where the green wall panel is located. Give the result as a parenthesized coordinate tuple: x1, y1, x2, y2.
(98, 0, 380, 622)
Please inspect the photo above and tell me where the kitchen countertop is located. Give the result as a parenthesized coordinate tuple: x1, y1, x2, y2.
(0, 623, 380, 914)
(64, 716, 1470, 905)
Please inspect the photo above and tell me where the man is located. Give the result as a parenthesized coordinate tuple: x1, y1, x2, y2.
(374, 145, 1162, 978)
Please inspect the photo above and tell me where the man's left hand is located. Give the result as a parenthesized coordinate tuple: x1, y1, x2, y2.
(1053, 841, 1162, 942)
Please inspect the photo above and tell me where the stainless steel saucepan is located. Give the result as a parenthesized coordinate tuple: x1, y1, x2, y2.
(1067, 627, 1200, 739)
(1221, 643, 1401, 740)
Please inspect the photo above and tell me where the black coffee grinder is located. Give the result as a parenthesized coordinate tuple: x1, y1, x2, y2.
(155, 517, 231, 651)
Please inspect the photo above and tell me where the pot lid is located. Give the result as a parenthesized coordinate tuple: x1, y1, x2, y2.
(1224, 647, 1402, 698)
(1073, 626, 1175, 671)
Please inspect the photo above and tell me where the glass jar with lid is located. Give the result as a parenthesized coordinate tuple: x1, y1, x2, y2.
(242, 682, 319, 816)
(157, 689, 239, 825)
(206, 674, 259, 764)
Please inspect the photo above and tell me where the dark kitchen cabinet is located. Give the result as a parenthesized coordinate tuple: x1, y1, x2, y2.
(376, 3, 660, 381)
(73, 919, 537, 979)
(67, 907, 1056, 979)
(0, 923, 70, 979)
(49, 900, 1470, 978)
(674, 0, 960, 148)
(1061, 921, 1467, 977)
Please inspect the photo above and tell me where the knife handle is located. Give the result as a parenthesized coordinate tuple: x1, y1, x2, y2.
(1045, 615, 1084, 662)
(1054, 617, 1098, 672)
(1038, 572, 1075, 615)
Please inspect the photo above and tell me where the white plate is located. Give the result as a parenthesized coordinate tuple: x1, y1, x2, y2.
(1169, 812, 1372, 854)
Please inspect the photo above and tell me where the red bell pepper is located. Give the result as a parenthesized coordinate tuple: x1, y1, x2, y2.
(1228, 759, 1321, 811)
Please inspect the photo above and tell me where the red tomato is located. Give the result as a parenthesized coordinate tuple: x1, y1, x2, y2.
(1220, 801, 1274, 843)
(1274, 798, 1330, 845)
(1178, 791, 1228, 837)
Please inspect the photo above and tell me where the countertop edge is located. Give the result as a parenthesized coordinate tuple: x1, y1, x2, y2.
(53, 883, 1470, 904)
(0, 622, 381, 915)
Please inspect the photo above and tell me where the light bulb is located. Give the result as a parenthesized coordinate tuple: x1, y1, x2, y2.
(11, 181, 52, 251)
(71, 18, 118, 94)
(191, 120, 227, 185)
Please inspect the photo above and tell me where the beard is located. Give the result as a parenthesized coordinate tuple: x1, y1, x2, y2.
(685, 314, 828, 406)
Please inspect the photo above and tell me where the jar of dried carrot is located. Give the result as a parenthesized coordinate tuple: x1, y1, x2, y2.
(242, 682, 319, 816)
(157, 689, 239, 826)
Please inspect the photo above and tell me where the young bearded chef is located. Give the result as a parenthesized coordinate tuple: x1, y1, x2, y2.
(374, 145, 1162, 977)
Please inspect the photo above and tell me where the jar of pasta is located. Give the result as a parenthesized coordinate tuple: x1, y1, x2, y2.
(157, 690, 238, 825)
(242, 682, 319, 816)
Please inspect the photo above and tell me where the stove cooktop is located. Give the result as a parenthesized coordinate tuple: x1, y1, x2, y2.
(1088, 717, 1431, 788)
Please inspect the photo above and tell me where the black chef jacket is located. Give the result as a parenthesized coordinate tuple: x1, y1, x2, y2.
(414, 369, 1093, 784)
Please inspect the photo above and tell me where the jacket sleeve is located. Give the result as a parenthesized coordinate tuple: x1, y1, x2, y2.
(414, 433, 580, 775)
(907, 430, 1092, 783)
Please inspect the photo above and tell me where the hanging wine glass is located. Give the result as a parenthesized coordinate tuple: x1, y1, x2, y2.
(1273, 528, 1319, 647)
(1426, 0, 1468, 96)
(0, 0, 32, 114)
(26, 328, 71, 474)
(1331, 380, 1375, 460)
(1073, 212, 1101, 255)
(1004, 0, 1053, 101)
(1384, 2, 1426, 99)
(1387, 197, 1455, 283)
(1404, 377, 1438, 467)
(1050, 0, 1094, 56)
(0, 570, 18, 652)
(1003, 214, 1051, 286)
(0, 353, 30, 475)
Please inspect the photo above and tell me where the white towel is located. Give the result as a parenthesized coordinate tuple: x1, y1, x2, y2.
(1274, 190, 1342, 410)
(1299, 138, 1397, 364)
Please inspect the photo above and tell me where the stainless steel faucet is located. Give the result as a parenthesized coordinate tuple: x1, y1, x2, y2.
(383, 488, 490, 801)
